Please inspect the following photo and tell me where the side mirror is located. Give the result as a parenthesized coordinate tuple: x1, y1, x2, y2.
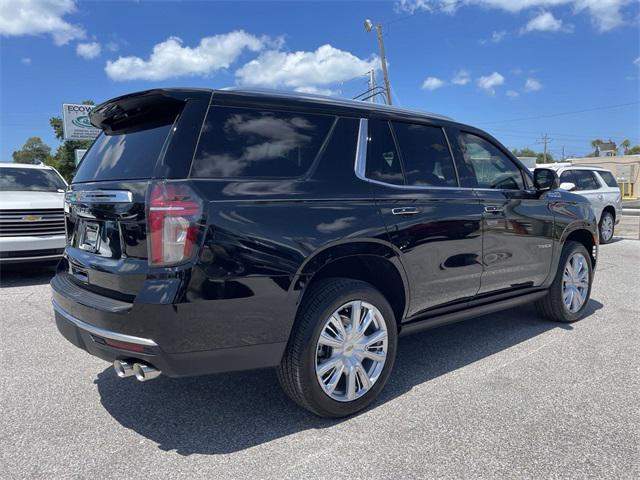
(534, 168, 559, 191)
(559, 182, 576, 191)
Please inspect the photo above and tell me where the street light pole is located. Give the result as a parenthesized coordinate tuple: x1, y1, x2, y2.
(365, 19, 392, 105)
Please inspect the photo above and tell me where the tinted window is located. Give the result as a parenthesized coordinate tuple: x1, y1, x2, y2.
(74, 124, 173, 183)
(571, 170, 599, 191)
(598, 170, 619, 188)
(456, 132, 523, 190)
(191, 107, 334, 178)
(366, 119, 403, 185)
(392, 122, 457, 187)
(0, 168, 66, 191)
(559, 170, 576, 186)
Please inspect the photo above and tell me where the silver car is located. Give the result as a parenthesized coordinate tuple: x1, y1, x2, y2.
(544, 165, 622, 244)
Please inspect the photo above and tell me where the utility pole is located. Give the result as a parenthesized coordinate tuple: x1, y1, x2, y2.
(537, 134, 551, 163)
(364, 19, 392, 105)
(367, 70, 377, 103)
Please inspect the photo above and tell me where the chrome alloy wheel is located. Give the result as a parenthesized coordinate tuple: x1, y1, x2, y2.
(562, 252, 590, 313)
(600, 215, 614, 242)
(315, 301, 388, 402)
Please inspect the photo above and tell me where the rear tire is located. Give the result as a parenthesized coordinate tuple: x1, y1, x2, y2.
(536, 241, 593, 323)
(277, 278, 398, 418)
(599, 211, 615, 244)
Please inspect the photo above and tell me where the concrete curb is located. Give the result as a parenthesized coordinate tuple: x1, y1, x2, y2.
(622, 209, 640, 216)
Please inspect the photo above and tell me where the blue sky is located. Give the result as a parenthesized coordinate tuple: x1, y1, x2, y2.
(1, 0, 639, 161)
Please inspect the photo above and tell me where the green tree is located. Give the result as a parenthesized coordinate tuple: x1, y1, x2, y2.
(536, 151, 554, 163)
(621, 139, 631, 154)
(627, 145, 640, 155)
(12, 137, 52, 165)
(591, 138, 603, 157)
(49, 99, 95, 181)
(511, 147, 537, 157)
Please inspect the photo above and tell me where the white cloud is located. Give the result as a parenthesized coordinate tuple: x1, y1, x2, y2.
(0, 0, 85, 45)
(76, 41, 101, 59)
(422, 76, 446, 90)
(524, 77, 543, 91)
(573, 0, 631, 32)
(293, 86, 338, 96)
(395, 1, 632, 32)
(105, 41, 119, 52)
(506, 90, 520, 97)
(481, 30, 507, 44)
(634, 57, 640, 66)
(451, 69, 471, 85)
(477, 71, 505, 94)
(235, 44, 378, 93)
(105, 31, 265, 81)
(21, 57, 32, 65)
(522, 11, 568, 33)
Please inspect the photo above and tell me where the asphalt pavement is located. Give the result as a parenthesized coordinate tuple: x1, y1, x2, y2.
(1, 240, 639, 479)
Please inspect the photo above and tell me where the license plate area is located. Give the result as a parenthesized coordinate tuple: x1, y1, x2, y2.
(79, 222, 100, 253)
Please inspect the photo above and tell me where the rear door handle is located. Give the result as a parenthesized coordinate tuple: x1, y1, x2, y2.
(392, 207, 420, 216)
(484, 205, 504, 213)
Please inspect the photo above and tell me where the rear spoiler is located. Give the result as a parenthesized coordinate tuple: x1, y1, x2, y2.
(89, 88, 212, 135)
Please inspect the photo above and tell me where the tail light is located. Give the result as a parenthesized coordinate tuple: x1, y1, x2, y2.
(148, 182, 203, 266)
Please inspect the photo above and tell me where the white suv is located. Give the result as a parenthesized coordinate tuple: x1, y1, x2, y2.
(0, 163, 67, 263)
(541, 165, 622, 243)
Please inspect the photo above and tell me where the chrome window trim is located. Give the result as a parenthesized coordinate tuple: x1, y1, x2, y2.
(355, 118, 486, 192)
(65, 190, 133, 204)
(52, 299, 158, 347)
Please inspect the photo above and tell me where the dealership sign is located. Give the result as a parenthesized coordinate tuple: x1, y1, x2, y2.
(62, 104, 100, 141)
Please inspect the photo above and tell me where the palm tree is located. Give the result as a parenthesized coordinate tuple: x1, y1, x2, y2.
(621, 139, 631, 155)
(590, 139, 603, 156)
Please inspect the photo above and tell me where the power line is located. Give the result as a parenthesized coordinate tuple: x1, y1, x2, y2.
(488, 128, 639, 141)
(480, 101, 640, 125)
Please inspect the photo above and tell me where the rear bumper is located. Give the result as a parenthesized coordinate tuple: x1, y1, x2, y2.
(0, 235, 65, 263)
(51, 277, 287, 377)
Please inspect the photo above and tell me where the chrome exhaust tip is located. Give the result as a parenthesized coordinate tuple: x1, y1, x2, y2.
(133, 362, 161, 382)
(113, 360, 135, 378)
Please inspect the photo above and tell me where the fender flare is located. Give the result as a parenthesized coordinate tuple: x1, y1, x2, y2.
(290, 238, 411, 319)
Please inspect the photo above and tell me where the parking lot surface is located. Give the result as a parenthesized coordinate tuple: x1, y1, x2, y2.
(1, 239, 639, 480)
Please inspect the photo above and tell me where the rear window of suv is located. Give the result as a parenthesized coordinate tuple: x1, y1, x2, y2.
(598, 171, 619, 188)
(191, 107, 335, 179)
(74, 124, 174, 183)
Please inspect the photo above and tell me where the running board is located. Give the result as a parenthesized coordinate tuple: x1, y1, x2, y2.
(399, 290, 548, 337)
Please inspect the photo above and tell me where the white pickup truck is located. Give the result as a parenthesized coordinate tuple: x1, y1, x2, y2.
(0, 163, 67, 263)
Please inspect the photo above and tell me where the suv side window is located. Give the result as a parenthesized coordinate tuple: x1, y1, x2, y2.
(597, 170, 619, 188)
(455, 132, 524, 190)
(191, 107, 334, 178)
(559, 170, 577, 187)
(366, 119, 404, 185)
(570, 170, 600, 191)
(391, 122, 458, 187)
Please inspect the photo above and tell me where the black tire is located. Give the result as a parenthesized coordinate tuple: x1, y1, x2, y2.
(277, 278, 398, 418)
(598, 211, 615, 244)
(535, 240, 593, 323)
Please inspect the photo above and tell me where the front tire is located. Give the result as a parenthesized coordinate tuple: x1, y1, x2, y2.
(536, 241, 593, 323)
(277, 278, 398, 418)
(599, 211, 615, 244)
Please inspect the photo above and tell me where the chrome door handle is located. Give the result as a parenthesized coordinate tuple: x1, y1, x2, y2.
(392, 207, 420, 216)
(484, 205, 504, 213)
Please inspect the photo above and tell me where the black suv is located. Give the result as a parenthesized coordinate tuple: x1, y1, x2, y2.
(52, 88, 598, 418)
